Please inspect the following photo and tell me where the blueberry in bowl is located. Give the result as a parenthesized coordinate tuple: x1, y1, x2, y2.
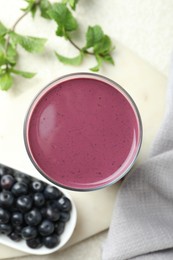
(0, 164, 77, 255)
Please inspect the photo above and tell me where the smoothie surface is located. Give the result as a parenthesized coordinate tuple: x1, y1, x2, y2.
(26, 77, 141, 190)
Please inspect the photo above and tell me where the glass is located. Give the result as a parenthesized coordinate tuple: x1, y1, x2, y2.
(24, 73, 142, 191)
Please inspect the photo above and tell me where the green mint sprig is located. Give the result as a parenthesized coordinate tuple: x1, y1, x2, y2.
(0, 19, 46, 90)
(47, 2, 114, 72)
(0, 0, 115, 91)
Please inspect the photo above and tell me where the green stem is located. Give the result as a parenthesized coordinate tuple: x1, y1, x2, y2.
(66, 34, 94, 55)
(5, 11, 28, 53)
(4, 0, 41, 68)
(4, 11, 29, 73)
(12, 11, 29, 31)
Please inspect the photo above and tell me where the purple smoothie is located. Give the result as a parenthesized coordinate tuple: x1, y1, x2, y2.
(25, 75, 142, 190)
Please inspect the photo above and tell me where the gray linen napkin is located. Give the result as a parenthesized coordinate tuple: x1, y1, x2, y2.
(102, 63, 173, 260)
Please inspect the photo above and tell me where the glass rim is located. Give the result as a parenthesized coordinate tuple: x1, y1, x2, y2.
(23, 72, 143, 192)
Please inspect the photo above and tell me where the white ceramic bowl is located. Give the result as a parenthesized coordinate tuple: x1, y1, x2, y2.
(0, 168, 77, 255)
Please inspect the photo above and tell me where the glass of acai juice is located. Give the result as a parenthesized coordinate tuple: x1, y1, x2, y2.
(24, 73, 142, 191)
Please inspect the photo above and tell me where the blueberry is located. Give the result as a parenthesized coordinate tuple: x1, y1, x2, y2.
(10, 203, 18, 212)
(0, 223, 12, 235)
(31, 180, 45, 192)
(25, 208, 42, 226)
(0, 207, 10, 223)
(0, 191, 14, 207)
(45, 199, 54, 208)
(0, 166, 14, 176)
(11, 212, 23, 226)
(42, 234, 60, 249)
(33, 192, 45, 207)
(45, 205, 60, 222)
(59, 212, 70, 222)
(44, 185, 62, 200)
(8, 231, 22, 242)
(14, 172, 31, 185)
(1, 174, 15, 190)
(0, 165, 4, 177)
(12, 182, 28, 197)
(21, 226, 38, 240)
(54, 197, 72, 212)
(54, 221, 65, 235)
(40, 207, 47, 218)
(14, 225, 23, 235)
(26, 237, 43, 249)
(38, 220, 54, 236)
(16, 195, 33, 212)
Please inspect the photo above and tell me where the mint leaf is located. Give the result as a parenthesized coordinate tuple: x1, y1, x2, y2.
(30, 5, 37, 17)
(0, 37, 7, 65)
(10, 68, 36, 78)
(90, 55, 103, 72)
(63, 0, 78, 10)
(56, 26, 64, 37)
(90, 54, 114, 72)
(23, 0, 35, 8)
(0, 37, 5, 50)
(85, 25, 104, 49)
(102, 54, 115, 65)
(0, 21, 8, 36)
(6, 44, 18, 65)
(0, 37, 17, 66)
(10, 32, 47, 53)
(55, 51, 83, 65)
(84, 26, 114, 71)
(0, 52, 6, 66)
(23, 0, 52, 18)
(0, 72, 13, 90)
(69, 0, 78, 10)
(94, 35, 113, 55)
(48, 3, 77, 35)
(22, 0, 37, 17)
(40, 0, 52, 19)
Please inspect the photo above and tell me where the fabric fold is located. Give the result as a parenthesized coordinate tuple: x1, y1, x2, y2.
(102, 60, 173, 260)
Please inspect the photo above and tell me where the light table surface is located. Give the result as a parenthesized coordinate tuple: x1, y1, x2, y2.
(0, 0, 171, 259)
